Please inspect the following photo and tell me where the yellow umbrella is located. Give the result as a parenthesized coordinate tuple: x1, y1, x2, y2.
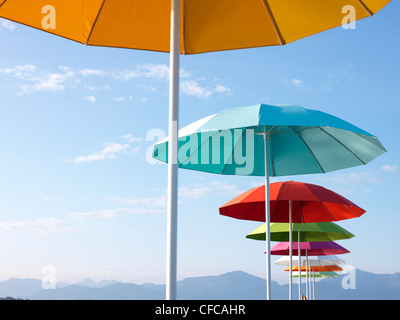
(0, 0, 391, 300)
(0, 0, 391, 53)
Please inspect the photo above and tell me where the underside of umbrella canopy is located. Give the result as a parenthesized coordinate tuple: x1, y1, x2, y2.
(292, 271, 339, 278)
(274, 255, 346, 266)
(271, 241, 350, 256)
(0, 0, 391, 54)
(285, 265, 342, 272)
(220, 181, 366, 223)
(247, 222, 355, 241)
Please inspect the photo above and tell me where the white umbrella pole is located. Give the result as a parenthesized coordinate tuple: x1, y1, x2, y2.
(313, 271, 315, 300)
(289, 200, 292, 300)
(306, 249, 309, 300)
(297, 231, 301, 300)
(298, 231, 301, 300)
(264, 129, 271, 300)
(166, 0, 180, 301)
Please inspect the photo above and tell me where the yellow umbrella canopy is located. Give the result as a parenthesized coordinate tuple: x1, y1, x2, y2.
(0, 0, 391, 54)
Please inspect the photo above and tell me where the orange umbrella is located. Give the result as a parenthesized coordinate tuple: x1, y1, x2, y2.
(285, 265, 342, 272)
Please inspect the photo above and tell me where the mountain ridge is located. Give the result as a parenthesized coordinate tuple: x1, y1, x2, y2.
(1, 269, 399, 300)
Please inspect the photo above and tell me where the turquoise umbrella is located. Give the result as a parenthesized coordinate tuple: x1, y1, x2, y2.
(152, 103, 386, 299)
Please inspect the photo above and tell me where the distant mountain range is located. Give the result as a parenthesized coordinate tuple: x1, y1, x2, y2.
(0, 269, 399, 300)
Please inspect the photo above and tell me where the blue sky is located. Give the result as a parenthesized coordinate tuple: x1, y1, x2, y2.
(0, 2, 399, 286)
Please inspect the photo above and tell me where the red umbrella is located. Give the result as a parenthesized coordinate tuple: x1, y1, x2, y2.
(219, 181, 365, 223)
(270, 241, 350, 256)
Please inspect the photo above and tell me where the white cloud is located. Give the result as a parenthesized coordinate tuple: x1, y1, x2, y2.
(178, 181, 244, 199)
(69, 196, 168, 218)
(0, 64, 36, 78)
(179, 184, 212, 198)
(214, 84, 232, 95)
(0, 19, 16, 31)
(1, 63, 231, 99)
(290, 78, 303, 87)
(107, 196, 167, 215)
(331, 172, 382, 186)
(0, 65, 76, 94)
(108, 196, 167, 207)
(0, 217, 81, 235)
(27, 72, 69, 92)
(112, 63, 170, 81)
(181, 80, 232, 99)
(79, 68, 106, 76)
(114, 96, 133, 102)
(122, 134, 142, 143)
(381, 164, 397, 172)
(73, 142, 130, 163)
(84, 96, 96, 103)
(69, 209, 121, 220)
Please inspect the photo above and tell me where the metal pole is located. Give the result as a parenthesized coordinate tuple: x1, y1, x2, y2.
(166, 0, 180, 300)
(264, 129, 271, 300)
(306, 249, 309, 300)
(289, 200, 292, 300)
(313, 271, 315, 300)
(298, 231, 301, 300)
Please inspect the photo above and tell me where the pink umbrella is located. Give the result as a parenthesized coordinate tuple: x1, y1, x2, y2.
(271, 241, 349, 256)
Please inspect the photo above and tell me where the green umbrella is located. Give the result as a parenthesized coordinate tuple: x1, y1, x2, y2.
(292, 271, 339, 277)
(152, 103, 386, 300)
(246, 222, 355, 242)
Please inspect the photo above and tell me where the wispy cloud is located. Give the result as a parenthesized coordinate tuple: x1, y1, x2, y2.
(0, 217, 82, 235)
(122, 134, 142, 143)
(108, 196, 167, 207)
(181, 80, 232, 99)
(0, 19, 16, 31)
(112, 63, 170, 81)
(0, 65, 79, 94)
(178, 181, 244, 199)
(72, 134, 142, 163)
(1, 63, 232, 100)
(83, 96, 96, 103)
(381, 164, 397, 173)
(69, 196, 168, 220)
(69, 209, 122, 220)
(289, 78, 303, 87)
(79, 68, 106, 77)
(73, 142, 130, 163)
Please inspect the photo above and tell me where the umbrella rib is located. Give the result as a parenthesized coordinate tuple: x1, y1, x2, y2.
(261, 0, 285, 45)
(179, 131, 218, 167)
(288, 126, 325, 174)
(85, 0, 106, 46)
(0, 0, 7, 9)
(319, 201, 338, 222)
(343, 204, 363, 219)
(238, 201, 260, 221)
(357, 0, 374, 16)
(352, 131, 387, 153)
(319, 127, 366, 165)
(221, 129, 245, 175)
(298, 201, 305, 223)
